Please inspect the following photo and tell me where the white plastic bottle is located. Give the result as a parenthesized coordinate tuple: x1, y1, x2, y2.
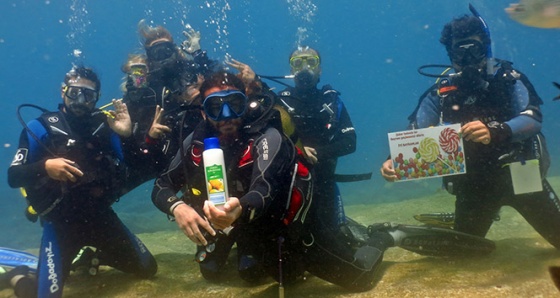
(203, 137, 228, 205)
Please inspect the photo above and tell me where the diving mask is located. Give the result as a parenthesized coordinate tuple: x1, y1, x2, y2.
(203, 90, 248, 121)
(129, 63, 148, 88)
(290, 55, 320, 71)
(146, 41, 176, 61)
(64, 85, 99, 104)
(450, 39, 485, 67)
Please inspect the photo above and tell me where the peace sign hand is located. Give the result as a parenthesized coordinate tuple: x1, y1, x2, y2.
(148, 105, 171, 139)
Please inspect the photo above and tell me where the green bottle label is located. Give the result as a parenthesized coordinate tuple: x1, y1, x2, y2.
(206, 164, 226, 204)
(206, 164, 224, 180)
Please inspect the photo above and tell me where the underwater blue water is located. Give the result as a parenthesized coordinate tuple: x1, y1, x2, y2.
(0, 0, 559, 250)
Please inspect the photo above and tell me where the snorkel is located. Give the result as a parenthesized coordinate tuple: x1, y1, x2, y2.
(468, 3, 494, 76)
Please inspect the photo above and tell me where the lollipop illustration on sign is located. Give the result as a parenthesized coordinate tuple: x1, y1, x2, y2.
(418, 137, 440, 162)
(419, 136, 457, 171)
(439, 127, 459, 154)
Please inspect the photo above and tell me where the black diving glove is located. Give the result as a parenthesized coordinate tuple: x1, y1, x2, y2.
(486, 121, 512, 144)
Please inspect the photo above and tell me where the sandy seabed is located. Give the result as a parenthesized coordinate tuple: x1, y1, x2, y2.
(3, 178, 560, 298)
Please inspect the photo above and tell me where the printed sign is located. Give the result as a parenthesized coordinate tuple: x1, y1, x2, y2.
(388, 124, 466, 181)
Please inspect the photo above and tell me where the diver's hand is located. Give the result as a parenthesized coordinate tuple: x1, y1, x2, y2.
(148, 105, 171, 139)
(172, 203, 215, 246)
(303, 146, 318, 165)
(181, 26, 201, 54)
(225, 58, 256, 86)
(107, 99, 132, 137)
(45, 158, 84, 182)
(461, 120, 491, 145)
(178, 75, 204, 104)
(381, 159, 397, 182)
(204, 198, 242, 230)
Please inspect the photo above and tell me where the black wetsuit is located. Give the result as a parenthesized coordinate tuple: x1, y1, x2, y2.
(410, 60, 560, 248)
(8, 107, 157, 297)
(121, 50, 216, 193)
(278, 85, 356, 229)
(152, 118, 298, 281)
(152, 105, 384, 290)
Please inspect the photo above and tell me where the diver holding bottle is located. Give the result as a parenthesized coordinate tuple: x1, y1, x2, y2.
(151, 70, 399, 291)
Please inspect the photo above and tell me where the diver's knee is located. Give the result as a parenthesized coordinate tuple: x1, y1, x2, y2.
(238, 254, 265, 283)
(136, 259, 158, 279)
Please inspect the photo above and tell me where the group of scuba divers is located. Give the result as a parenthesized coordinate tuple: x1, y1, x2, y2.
(4, 5, 560, 297)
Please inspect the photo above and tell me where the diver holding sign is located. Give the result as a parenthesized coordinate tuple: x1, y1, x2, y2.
(381, 5, 560, 249)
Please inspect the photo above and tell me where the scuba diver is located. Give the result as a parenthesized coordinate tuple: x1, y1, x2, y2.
(275, 46, 358, 235)
(381, 5, 560, 249)
(151, 70, 388, 291)
(120, 21, 218, 194)
(152, 69, 496, 292)
(8, 66, 157, 298)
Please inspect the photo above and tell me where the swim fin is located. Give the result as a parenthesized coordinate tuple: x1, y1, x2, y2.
(413, 212, 455, 228)
(0, 248, 38, 273)
(367, 223, 495, 257)
(549, 266, 560, 291)
(388, 224, 495, 257)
